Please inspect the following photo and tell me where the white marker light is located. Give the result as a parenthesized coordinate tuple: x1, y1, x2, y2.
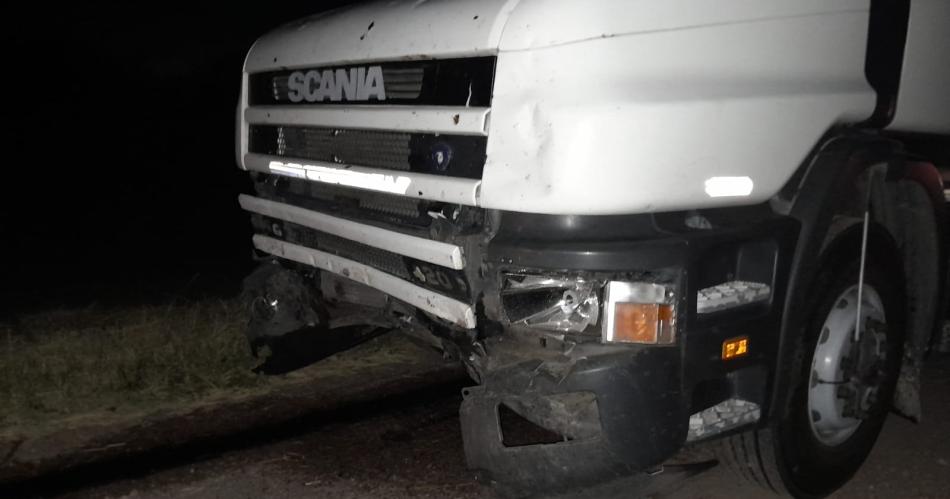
(268, 160, 411, 195)
(704, 176, 754, 198)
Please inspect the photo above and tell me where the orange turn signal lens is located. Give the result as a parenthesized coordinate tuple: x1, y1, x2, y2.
(722, 336, 749, 360)
(611, 303, 675, 344)
(602, 281, 676, 345)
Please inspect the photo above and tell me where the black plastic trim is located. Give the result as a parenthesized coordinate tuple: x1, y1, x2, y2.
(488, 204, 781, 272)
(863, 0, 911, 128)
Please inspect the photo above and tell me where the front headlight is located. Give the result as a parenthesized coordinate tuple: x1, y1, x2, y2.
(500, 273, 600, 333)
(500, 273, 678, 345)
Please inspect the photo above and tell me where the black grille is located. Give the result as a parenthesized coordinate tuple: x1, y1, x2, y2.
(381, 67, 426, 100)
(256, 126, 411, 171)
(249, 125, 486, 179)
(248, 57, 495, 107)
(254, 215, 409, 279)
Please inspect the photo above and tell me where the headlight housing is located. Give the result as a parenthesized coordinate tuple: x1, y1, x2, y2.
(500, 273, 678, 345)
(500, 273, 600, 333)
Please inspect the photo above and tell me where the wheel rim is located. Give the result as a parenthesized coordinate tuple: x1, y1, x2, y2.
(808, 284, 887, 446)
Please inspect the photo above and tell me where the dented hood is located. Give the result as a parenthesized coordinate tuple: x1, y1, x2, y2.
(244, 0, 520, 72)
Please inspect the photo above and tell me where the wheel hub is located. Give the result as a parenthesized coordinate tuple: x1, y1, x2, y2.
(808, 285, 887, 446)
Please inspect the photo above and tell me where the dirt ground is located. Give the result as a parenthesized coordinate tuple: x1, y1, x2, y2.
(13, 356, 950, 499)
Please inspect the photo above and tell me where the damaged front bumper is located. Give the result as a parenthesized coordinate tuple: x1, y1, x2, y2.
(453, 207, 799, 491)
(460, 347, 685, 491)
(243, 193, 799, 490)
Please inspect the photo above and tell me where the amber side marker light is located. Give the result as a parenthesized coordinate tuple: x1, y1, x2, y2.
(612, 303, 675, 344)
(603, 282, 676, 345)
(722, 336, 750, 360)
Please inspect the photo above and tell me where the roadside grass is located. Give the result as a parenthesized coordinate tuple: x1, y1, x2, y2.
(0, 300, 265, 431)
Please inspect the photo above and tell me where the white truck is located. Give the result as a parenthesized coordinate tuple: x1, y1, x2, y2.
(235, 1, 950, 496)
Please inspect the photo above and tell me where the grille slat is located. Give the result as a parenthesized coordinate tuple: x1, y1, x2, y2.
(384, 83, 426, 91)
(252, 215, 474, 303)
(252, 215, 410, 279)
(288, 223, 410, 280)
(384, 68, 425, 75)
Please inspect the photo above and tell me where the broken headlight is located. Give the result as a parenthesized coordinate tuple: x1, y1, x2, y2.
(500, 273, 601, 333)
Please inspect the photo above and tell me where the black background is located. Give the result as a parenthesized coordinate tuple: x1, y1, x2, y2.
(3, 3, 355, 314)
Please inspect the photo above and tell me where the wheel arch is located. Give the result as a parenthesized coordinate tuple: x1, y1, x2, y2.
(770, 129, 945, 422)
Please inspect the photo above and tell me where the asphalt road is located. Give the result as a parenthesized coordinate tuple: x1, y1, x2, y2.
(29, 356, 950, 499)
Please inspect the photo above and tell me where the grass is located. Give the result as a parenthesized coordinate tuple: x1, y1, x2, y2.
(0, 300, 266, 431)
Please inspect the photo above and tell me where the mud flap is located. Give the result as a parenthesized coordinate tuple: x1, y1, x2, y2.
(893, 362, 922, 421)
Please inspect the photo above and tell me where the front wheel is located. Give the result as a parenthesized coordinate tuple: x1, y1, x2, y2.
(719, 241, 905, 497)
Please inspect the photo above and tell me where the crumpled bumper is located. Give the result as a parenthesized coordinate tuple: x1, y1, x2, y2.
(459, 348, 687, 492)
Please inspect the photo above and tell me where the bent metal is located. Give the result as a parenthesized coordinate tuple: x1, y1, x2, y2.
(287, 66, 386, 102)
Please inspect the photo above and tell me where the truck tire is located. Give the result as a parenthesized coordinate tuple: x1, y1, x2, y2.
(719, 237, 905, 497)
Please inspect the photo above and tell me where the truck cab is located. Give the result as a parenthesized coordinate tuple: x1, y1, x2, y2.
(236, 1, 949, 496)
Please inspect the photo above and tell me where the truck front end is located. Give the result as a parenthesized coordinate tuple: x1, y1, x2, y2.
(236, 0, 907, 493)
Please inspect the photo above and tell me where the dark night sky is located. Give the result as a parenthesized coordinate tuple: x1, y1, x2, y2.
(3, 3, 354, 314)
